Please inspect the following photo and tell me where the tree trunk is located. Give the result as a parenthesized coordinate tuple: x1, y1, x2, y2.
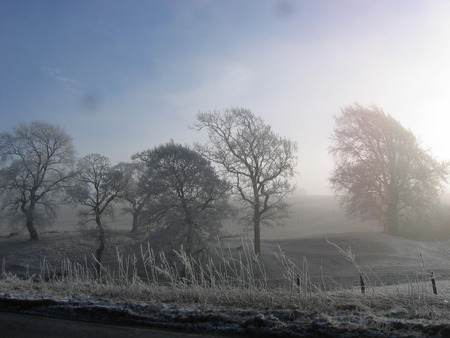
(386, 198, 400, 236)
(386, 184, 400, 236)
(252, 178, 262, 257)
(130, 213, 139, 233)
(95, 212, 106, 278)
(386, 207, 399, 236)
(26, 216, 39, 241)
(130, 203, 143, 233)
(253, 216, 261, 257)
(22, 200, 39, 241)
(95, 230, 106, 278)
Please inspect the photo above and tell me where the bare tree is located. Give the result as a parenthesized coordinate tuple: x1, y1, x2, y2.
(68, 154, 130, 276)
(329, 104, 448, 236)
(133, 141, 231, 258)
(194, 108, 297, 256)
(0, 121, 76, 240)
(114, 161, 148, 233)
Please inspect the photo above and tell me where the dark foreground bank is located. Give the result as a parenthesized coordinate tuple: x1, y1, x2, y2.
(1, 296, 450, 337)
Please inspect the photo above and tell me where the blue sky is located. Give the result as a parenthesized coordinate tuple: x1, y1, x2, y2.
(1, 0, 450, 194)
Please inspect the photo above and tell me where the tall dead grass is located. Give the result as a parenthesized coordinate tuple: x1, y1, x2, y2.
(0, 239, 447, 315)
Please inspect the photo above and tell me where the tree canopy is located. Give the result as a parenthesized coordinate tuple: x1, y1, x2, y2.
(0, 121, 76, 240)
(329, 104, 448, 236)
(133, 142, 231, 257)
(194, 108, 297, 256)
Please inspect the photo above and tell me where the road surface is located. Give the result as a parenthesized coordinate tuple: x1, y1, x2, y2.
(0, 312, 223, 338)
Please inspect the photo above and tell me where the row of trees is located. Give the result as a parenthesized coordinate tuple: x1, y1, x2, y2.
(0, 108, 298, 259)
(0, 104, 448, 259)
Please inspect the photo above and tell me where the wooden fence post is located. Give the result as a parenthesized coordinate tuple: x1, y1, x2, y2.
(360, 273, 365, 294)
(430, 272, 438, 295)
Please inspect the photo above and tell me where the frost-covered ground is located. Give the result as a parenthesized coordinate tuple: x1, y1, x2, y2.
(2, 287, 450, 337)
(2, 230, 450, 336)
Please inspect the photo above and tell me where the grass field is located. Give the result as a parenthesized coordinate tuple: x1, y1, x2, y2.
(2, 195, 450, 336)
(0, 194, 447, 284)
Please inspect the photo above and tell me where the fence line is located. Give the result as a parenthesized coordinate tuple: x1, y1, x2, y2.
(232, 268, 450, 292)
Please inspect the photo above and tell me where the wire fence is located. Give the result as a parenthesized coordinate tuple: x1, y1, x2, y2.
(260, 268, 450, 294)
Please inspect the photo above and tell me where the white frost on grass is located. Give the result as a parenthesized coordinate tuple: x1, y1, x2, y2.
(2, 231, 450, 336)
(2, 270, 450, 337)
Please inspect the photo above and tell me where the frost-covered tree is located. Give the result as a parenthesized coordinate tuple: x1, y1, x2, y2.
(329, 104, 448, 236)
(194, 108, 297, 256)
(0, 121, 76, 240)
(133, 141, 231, 257)
(114, 161, 148, 233)
(68, 154, 130, 275)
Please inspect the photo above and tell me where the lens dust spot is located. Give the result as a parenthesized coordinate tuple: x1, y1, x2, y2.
(80, 92, 102, 113)
(274, 0, 296, 20)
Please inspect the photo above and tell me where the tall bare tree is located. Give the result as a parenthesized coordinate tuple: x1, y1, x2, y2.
(329, 104, 448, 236)
(0, 121, 76, 240)
(194, 108, 297, 256)
(133, 141, 231, 257)
(68, 154, 130, 276)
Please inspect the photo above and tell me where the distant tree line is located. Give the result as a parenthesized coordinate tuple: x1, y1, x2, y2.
(0, 108, 298, 263)
(0, 104, 448, 265)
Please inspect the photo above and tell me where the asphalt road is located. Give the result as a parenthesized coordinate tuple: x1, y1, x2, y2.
(0, 312, 222, 338)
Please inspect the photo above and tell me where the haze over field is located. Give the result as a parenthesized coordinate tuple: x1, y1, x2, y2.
(0, 195, 379, 238)
(2, 1, 450, 195)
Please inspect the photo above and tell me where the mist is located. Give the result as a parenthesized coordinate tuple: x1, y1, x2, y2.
(2, 1, 450, 336)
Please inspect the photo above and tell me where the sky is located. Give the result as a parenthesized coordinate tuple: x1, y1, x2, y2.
(1, 0, 450, 195)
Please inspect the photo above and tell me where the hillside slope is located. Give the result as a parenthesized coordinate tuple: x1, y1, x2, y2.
(259, 232, 450, 285)
(1, 231, 449, 287)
